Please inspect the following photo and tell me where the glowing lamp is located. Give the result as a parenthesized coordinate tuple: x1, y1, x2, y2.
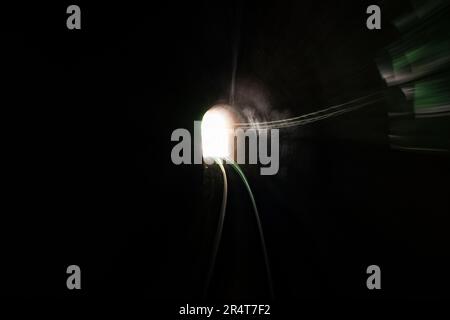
(201, 107, 234, 160)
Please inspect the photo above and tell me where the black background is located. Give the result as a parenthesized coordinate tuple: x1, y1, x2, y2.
(1, 0, 449, 309)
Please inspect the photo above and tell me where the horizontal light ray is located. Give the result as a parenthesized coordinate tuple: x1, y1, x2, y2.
(235, 92, 384, 129)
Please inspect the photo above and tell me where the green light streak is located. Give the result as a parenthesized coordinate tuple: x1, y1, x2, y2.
(204, 158, 228, 300)
(228, 160, 274, 300)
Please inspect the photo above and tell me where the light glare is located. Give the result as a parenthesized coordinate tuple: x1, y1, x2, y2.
(201, 107, 233, 159)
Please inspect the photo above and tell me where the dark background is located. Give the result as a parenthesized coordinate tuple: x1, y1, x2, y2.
(1, 0, 449, 308)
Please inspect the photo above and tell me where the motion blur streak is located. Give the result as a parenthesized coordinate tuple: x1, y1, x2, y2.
(377, 0, 450, 152)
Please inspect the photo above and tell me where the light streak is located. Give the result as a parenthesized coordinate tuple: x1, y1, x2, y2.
(228, 159, 274, 300)
(204, 158, 228, 299)
(235, 92, 385, 130)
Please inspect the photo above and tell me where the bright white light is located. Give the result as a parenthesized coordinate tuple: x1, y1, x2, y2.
(201, 107, 233, 160)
